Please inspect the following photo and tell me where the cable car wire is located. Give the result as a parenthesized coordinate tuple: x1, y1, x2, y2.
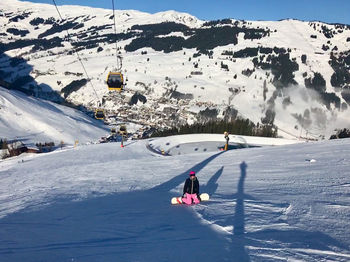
(106, 0, 125, 92)
(52, 0, 102, 106)
(111, 0, 122, 71)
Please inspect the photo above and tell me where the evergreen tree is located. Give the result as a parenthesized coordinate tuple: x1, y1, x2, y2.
(152, 119, 277, 138)
(1, 139, 8, 150)
(301, 54, 307, 64)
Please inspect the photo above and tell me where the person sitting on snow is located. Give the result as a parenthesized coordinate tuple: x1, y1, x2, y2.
(182, 171, 201, 204)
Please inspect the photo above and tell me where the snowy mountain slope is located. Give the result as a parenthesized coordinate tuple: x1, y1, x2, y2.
(1, 0, 350, 139)
(0, 86, 109, 145)
(0, 135, 349, 261)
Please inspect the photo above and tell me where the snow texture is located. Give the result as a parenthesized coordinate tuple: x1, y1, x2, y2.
(0, 1, 350, 260)
(0, 87, 109, 145)
(0, 133, 350, 261)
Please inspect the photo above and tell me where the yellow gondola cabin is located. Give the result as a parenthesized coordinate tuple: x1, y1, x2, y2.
(95, 109, 105, 120)
(107, 72, 124, 91)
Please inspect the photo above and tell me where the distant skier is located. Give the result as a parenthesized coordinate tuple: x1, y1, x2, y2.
(224, 131, 229, 151)
(182, 171, 201, 204)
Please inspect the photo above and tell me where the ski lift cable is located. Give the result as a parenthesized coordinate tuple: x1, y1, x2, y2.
(111, 0, 118, 55)
(111, 0, 122, 71)
(52, 0, 102, 105)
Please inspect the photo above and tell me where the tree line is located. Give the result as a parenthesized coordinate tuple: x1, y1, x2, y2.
(151, 118, 277, 138)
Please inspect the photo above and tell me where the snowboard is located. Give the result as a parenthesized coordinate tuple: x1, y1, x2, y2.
(171, 193, 209, 205)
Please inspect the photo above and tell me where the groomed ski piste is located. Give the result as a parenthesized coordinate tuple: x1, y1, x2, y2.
(1, 125, 350, 261)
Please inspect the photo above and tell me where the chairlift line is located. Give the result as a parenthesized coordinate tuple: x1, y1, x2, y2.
(107, 0, 125, 91)
(111, 0, 122, 71)
(52, 0, 125, 119)
(52, 0, 105, 120)
(52, 0, 63, 21)
(111, 0, 119, 66)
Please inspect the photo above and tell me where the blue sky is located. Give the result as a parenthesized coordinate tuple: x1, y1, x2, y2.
(25, 0, 350, 25)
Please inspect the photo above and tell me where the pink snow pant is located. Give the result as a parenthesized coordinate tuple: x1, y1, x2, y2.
(182, 193, 200, 205)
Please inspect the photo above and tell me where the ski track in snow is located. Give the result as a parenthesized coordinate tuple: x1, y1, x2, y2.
(0, 137, 350, 261)
(1, 1, 350, 260)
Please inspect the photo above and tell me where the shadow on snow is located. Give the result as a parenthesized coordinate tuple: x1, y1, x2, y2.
(198, 161, 349, 262)
(0, 154, 349, 261)
(0, 152, 226, 261)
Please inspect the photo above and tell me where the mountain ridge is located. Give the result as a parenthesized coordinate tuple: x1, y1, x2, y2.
(1, 0, 350, 139)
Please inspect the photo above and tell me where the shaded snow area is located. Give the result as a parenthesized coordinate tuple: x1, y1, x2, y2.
(0, 136, 350, 261)
(0, 87, 109, 145)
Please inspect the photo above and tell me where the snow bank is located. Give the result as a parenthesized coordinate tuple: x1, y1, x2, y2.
(148, 133, 304, 154)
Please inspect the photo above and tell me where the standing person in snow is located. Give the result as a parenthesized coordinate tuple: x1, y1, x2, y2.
(182, 171, 201, 204)
(224, 131, 229, 151)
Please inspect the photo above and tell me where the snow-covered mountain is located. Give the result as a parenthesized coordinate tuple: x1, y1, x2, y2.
(1, 0, 350, 139)
(0, 86, 109, 145)
(0, 132, 350, 261)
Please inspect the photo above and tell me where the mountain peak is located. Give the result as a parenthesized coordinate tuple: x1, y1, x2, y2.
(1, 0, 350, 139)
(153, 10, 203, 27)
